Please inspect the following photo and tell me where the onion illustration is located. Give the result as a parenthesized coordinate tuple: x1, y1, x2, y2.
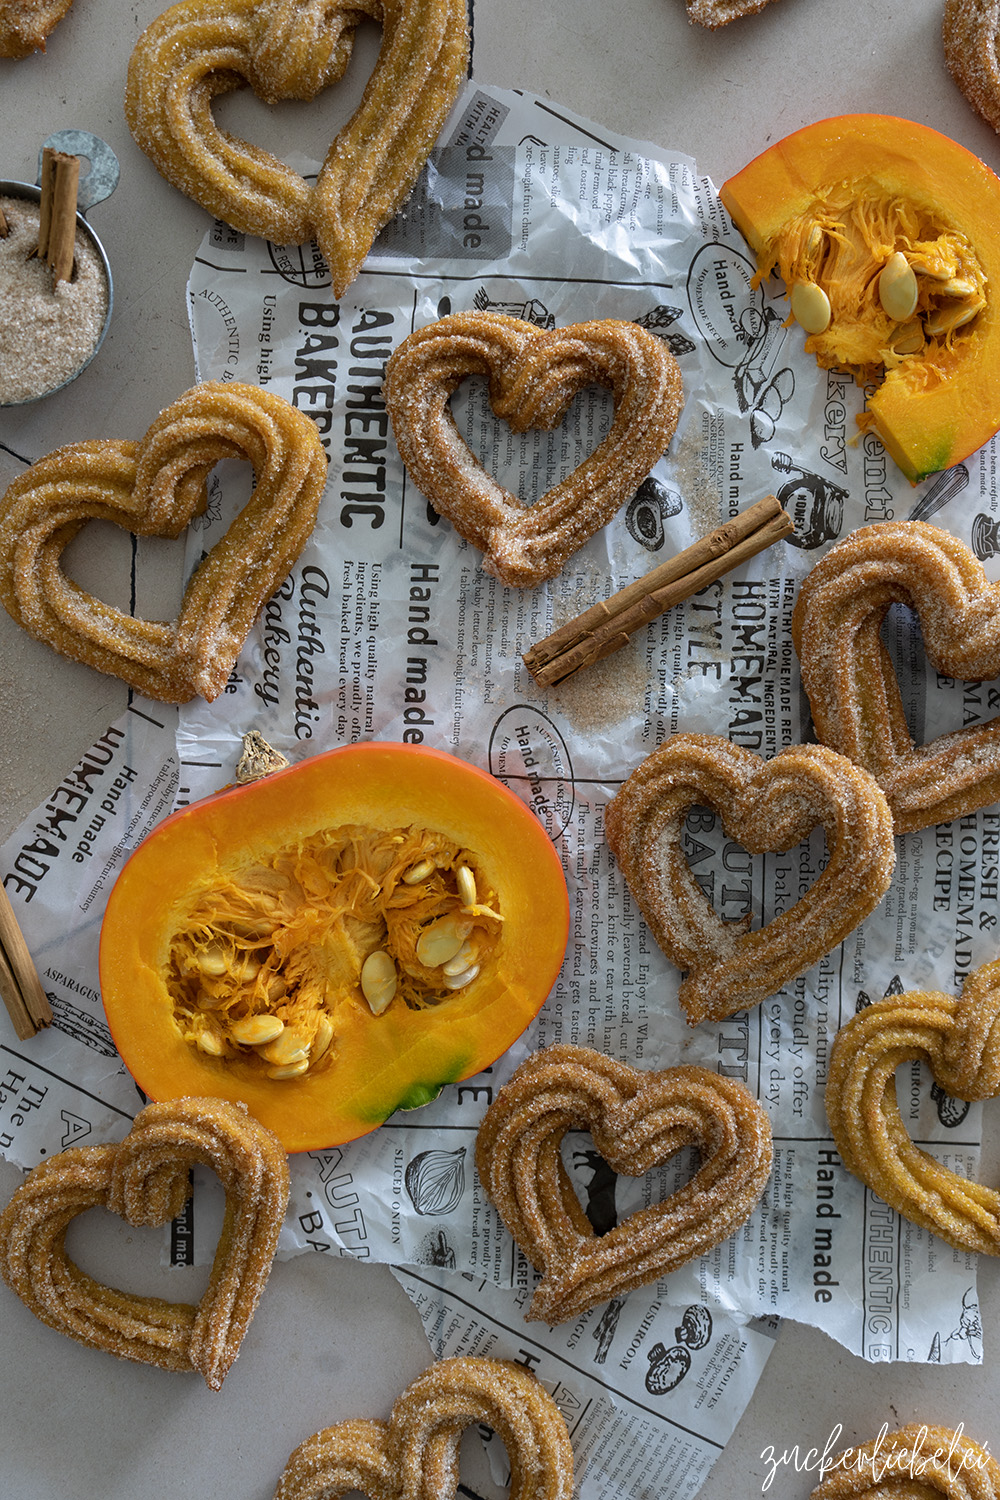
(404, 1148, 466, 1215)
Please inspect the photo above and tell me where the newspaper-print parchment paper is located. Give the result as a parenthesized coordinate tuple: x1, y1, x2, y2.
(175, 80, 999, 1368)
(2, 81, 999, 1498)
(0, 701, 179, 1153)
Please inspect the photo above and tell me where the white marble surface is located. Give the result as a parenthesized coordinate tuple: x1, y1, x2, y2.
(2, 1, 1000, 1495)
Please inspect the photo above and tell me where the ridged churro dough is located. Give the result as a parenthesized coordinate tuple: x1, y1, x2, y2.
(475, 1044, 772, 1324)
(686, 0, 779, 25)
(0, 380, 327, 702)
(0, 1097, 289, 1389)
(0, 0, 74, 55)
(792, 520, 1000, 832)
(604, 735, 896, 1024)
(810, 1423, 1000, 1498)
(944, 0, 1000, 135)
(827, 960, 1000, 1255)
(125, 0, 468, 298)
(273, 1356, 574, 1500)
(383, 311, 684, 587)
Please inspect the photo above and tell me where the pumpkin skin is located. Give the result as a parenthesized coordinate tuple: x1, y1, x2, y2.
(99, 743, 569, 1152)
(720, 114, 1000, 482)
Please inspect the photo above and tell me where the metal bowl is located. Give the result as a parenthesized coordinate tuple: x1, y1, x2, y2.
(0, 130, 119, 406)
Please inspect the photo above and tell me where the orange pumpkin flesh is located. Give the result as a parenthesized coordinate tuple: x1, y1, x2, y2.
(720, 114, 1000, 482)
(99, 743, 569, 1152)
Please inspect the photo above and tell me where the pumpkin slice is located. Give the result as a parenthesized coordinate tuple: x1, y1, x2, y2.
(99, 743, 569, 1152)
(720, 113, 1000, 481)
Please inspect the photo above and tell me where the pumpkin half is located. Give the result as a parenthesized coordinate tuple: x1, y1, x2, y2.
(99, 742, 569, 1152)
(720, 114, 1000, 481)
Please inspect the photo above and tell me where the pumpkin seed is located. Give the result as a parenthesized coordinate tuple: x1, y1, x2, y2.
(230, 1014, 285, 1046)
(790, 280, 831, 335)
(361, 949, 398, 1014)
(402, 858, 436, 885)
(195, 1024, 228, 1056)
(891, 320, 924, 355)
(456, 865, 477, 907)
(443, 963, 480, 990)
(230, 918, 274, 939)
(266, 1058, 310, 1080)
(197, 945, 229, 977)
(260, 1026, 311, 1067)
(878, 252, 918, 322)
(310, 1015, 334, 1063)
(416, 914, 474, 967)
(907, 252, 952, 279)
(805, 223, 825, 264)
(925, 299, 983, 338)
(442, 939, 478, 976)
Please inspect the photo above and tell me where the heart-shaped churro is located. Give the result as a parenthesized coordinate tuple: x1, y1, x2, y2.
(792, 519, 1000, 833)
(827, 960, 1000, 1255)
(0, 0, 74, 55)
(0, 381, 327, 703)
(475, 1044, 772, 1325)
(604, 735, 895, 1024)
(686, 0, 780, 25)
(273, 1355, 574, 1500)
(810, 1424, 1000, 1499)
(944, 0, 1000, 136)
(383, 311, 684, 586)
(0, 1097, 289, 1389)
(125, 0, 468, 298)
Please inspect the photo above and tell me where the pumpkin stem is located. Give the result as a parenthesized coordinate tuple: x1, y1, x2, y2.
(236, 731, 290, 785)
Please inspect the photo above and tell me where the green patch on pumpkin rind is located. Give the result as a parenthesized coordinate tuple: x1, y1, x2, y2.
(357, 1056, 471, 1124)
(871, 394, 957, 485)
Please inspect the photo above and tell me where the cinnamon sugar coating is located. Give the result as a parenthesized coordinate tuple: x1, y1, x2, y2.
(273, 1356, 574, 1500)
(827, 960, 1000, 1255)
(125, 0, 468, 298)
(383, 311, 684, 587)
(604, 735, 895, 1024)
(0, 1097, 290, 1389)
(0, 380, 327, 703)
(0, 0, 74, 56)
(944, 0, 1000, 135)
(810, 1423, 1000, 1498)
(475, 1044, 772, 1324)
(792, 519, 1000, 832)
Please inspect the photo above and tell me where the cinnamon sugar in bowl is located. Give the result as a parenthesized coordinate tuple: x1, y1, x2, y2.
(0, 183, 112, 405)
(1, 132, 118, 406)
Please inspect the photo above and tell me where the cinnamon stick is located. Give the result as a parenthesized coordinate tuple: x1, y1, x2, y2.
(0, 882, 52, 1039)
(0, 201, 8, 238)
(523, 494, 793, 689)
(36, 146, 79, 285)
(35, 146, 54, 258)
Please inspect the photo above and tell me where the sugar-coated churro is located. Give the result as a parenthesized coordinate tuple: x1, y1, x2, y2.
(604, 735, 896, 1024)
(125, 0, 469, 297)
(0, 380, 327, 703)
(0, 1097, 289, 1389)
(944, 0, 1000, 135)
(383, 311, 683, 587)
(686, 0, 780, 25)
(810, 1423, 1000, 1498)
(0, 0, 74, 55)
(475, 1044, 772, 1324)
(792, 519, 1000, 832)
(827, 960, 1000, 1255)
(273, 1356, 574, 1500)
